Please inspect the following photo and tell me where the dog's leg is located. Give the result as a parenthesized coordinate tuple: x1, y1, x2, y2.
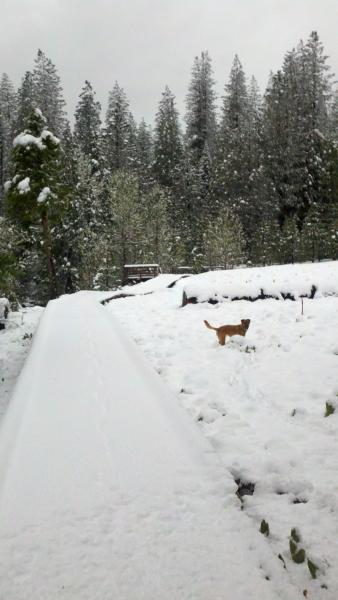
(218, 332, 226, 346)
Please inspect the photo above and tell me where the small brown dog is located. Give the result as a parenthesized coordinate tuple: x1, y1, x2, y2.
(204, 319, 251, 346)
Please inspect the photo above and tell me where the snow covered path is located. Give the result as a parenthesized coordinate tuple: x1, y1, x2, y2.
(0, 292, 281, 600)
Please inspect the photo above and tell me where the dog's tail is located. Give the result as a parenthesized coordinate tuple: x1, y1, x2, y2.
(204, 319, 218, 331)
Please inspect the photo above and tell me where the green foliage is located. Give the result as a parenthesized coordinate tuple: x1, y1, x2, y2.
(289, 528, 305, 564)
(0, 218, 22, 298)
(325, 402, 335, 417)
(289, 539, 298, 555)
(292, 549, 306, 564)
(138, 185, 173, 269)
(185, 51, 216, 164)
(307, 558, 319, 579)
(0, 251, 17, 296)
(203, 206, 246, 269)
(260, 519, 270, 537)
(74, 80, 101, 162)
(290, 528, 301, 544)
(104, 82, 133, 172)
(5, 109, 63, 227)
(5, 108, 68, 301)
(250, 217, 281, 266)
(153, 86, 182, 187)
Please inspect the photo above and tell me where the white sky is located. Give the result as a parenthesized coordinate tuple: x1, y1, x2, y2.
(1, 0, 337, 126)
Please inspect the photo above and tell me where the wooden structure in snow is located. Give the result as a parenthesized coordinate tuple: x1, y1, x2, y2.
(123, 264, 161, 286)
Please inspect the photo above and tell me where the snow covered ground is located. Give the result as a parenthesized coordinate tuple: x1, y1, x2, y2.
(0, 306, 43, 419)
(0, 292, 282, 600)
(0, 261, 337, 599)
(107, 263, 338, 598)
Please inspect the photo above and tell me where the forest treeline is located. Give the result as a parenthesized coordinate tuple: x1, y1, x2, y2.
(0, 31, 338, 303)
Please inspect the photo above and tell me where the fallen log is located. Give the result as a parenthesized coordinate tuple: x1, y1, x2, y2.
(181, 285, 317, 307)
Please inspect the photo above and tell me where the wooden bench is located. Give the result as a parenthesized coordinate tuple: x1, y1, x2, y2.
(123, 264, 161, 286)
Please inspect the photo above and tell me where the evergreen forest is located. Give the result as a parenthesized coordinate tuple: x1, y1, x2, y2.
(1, 32, 338, 304)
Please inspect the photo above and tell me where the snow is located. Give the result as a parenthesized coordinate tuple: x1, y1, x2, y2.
(41, 129, 60, 145)
(37, 186, 51, 203)
(124, 263, 160, 267)
(13, 129, 60, 150)
(17, 176, 30, 194)
(180, 261, 338, 302)
(34, 107, 46, 122)
(0, 292, 279, 600)
(122, 273, 186, 294)
(107, 263, 338, 598)
(1, 261, 338, 598)
(13, 132, 45, 150)
(0, 306, 43, 419)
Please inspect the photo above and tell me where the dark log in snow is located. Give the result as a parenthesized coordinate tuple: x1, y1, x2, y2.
(182, 285, 317, 307)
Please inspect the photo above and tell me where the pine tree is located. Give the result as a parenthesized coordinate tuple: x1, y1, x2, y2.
(136, 118, 154, 191)
(203, 206, 246, 269)
(216, 55, 250, 207)
(107, 171, 142, 281)
(185, 51, 217, 165)
(74, 80, 102, 167)
(138, 185, 172, 269)
(57, 127, 88, 294)
(32, 49, 67, 137)
(184, 52, 217, 266)
(137, 119, 153, 171)
(5, 108, 66, 300)
(125, 112, 139, 171)
(299, 32, 333, 224)
(245, 77, 269, 249)
(153, 86, 183, 187)
(16, 71, 35, 134)
(329, 85, 338, 143)
(104, 82, 132, 172)
(263, 33, 333, 229)
(0, 74, 17, 211)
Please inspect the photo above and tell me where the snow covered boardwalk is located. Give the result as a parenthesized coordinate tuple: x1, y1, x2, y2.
(0, 292, 279, 600)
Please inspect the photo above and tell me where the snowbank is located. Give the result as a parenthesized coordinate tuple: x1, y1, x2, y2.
(180, 261, 338, 303)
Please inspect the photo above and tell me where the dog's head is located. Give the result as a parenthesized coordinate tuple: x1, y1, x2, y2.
(241, 319, 251, 332)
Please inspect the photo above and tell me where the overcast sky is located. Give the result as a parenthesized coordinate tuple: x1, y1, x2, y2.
(1, 0, 337, 126)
